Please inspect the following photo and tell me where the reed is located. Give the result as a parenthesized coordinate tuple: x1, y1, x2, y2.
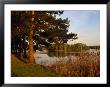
(48, 53, 100, 77)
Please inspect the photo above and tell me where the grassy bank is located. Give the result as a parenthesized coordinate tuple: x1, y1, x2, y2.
(11, 53, 100, 77)
(11, 54, 59, 77)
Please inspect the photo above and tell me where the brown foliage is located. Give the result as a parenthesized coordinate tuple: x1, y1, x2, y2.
(48, 53, 100, 77)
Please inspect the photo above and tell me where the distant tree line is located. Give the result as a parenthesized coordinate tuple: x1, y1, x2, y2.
(48, 43, 100, 52)
(88, 46, 100, 49)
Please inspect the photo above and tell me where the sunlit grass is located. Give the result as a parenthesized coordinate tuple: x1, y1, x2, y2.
(11, 54, 60, 77)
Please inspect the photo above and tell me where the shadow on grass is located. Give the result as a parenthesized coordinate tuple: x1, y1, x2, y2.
(11, 54, 60, 77)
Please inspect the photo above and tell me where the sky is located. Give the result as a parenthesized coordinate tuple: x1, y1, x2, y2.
(60, 10, 100, 46)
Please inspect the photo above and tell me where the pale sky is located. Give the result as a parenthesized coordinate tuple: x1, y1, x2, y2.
(60, 10, 100, 46)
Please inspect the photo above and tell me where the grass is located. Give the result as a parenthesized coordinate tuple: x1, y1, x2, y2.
(11, 54, 60, 77)
(11, 53, 100, 77)
(48, 53, 100, 77)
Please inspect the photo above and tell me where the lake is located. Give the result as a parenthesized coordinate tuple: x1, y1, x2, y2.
(34, 49, 99, 66)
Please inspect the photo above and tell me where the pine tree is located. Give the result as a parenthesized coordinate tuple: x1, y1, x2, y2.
(11, 11, 78, 64)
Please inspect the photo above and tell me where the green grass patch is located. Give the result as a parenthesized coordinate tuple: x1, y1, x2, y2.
(11, 54, 60, 77)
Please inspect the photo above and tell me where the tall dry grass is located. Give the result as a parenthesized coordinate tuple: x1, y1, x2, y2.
(47, 53, 100, 77)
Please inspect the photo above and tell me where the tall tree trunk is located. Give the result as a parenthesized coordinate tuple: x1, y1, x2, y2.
(28, 11, 35, 64)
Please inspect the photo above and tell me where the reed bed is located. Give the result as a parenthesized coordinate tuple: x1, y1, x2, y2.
(47, 53, 100, 77)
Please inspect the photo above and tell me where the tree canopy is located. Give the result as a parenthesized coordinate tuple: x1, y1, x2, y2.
(11, 11, 78, 63)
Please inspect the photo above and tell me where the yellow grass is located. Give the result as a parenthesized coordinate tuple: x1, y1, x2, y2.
(48, 53, 100, 77)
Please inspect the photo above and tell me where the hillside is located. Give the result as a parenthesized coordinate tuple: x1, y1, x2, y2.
(11, 54, 59, 77)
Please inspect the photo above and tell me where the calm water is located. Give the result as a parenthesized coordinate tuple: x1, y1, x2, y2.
(34, 51, 78, 66)
(34, 49, 99, 66)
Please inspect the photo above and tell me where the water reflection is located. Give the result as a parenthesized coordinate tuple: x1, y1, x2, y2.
(35, 50, 99, 66)
(35, 51, 79, 66)
(47, 51, 80, 57)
